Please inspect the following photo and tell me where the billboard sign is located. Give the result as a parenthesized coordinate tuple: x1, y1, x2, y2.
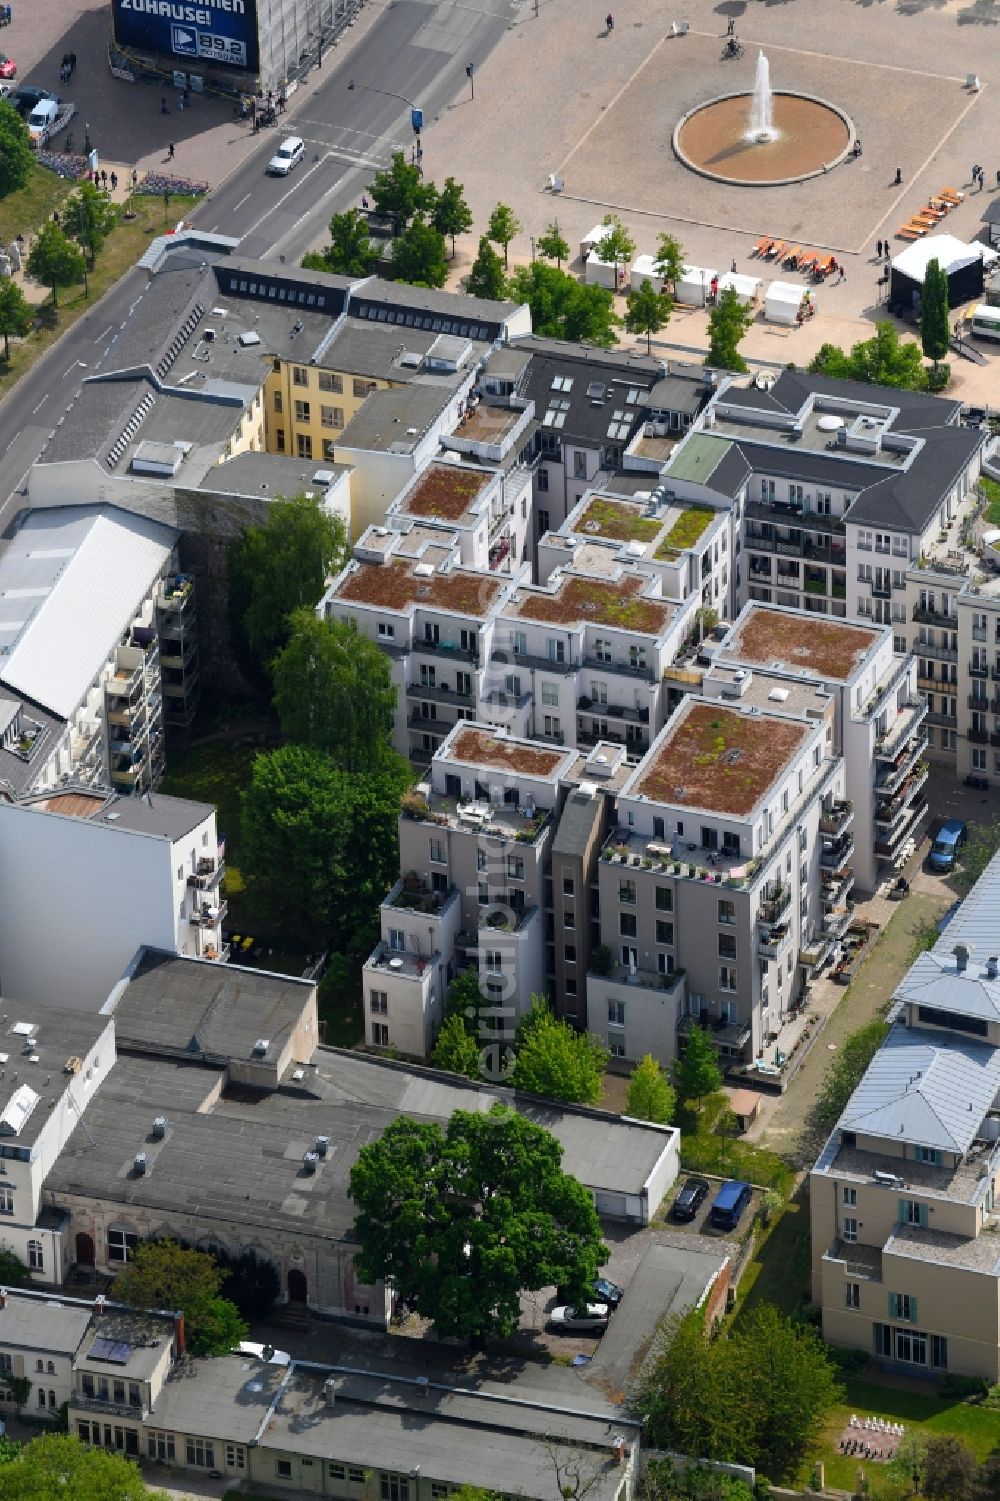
(112, 0, 258, 73)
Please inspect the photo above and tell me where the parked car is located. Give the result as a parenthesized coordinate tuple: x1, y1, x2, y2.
(671, 1176, 710, 1222)
(547, 1303, 610, 1333)
(266, 134, 304, 175)
(10, 85, 54, 118)
(26, 96, 59, 141)
(928, 818, 968, 874)
(709, 1179, 752, 1231)
(0, 55, 16, 79)
(559, 1276, 624, 1308)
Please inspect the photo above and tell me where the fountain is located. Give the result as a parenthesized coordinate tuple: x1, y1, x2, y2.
(748, 52, 777, 144)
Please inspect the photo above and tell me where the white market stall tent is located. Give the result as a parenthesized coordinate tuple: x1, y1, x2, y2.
(765, 281, 808, 325)
(716, 272, 763, 306)
(630, 255, 664, 294)
(675, 265, 718, 306)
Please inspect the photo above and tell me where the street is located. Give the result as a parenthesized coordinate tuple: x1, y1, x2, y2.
(0, 0, 517, 527)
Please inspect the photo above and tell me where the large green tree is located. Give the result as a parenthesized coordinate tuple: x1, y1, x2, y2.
(241, 744, 405, 941)
(431, 1013, 482, 1077)
(112, 1240, 247, 1358)
(809, 321, 928, 390)
(915, 1436, 978, 1501)
(26, 221, 86, 308)
(0, 1434, 165, 1499)
(507, 262, 618, 345)
(271, 612, 398, 773)
(432, 176, 473, 258)
(921, 257, 951, 386)
(391, 214, 449, 288)
(0, 100, 32, 201)
(464, 236, 507, 301)
(672, 1026, 722, 1106)
(653, 232, 685, 293)
(536, 222, 570, 270)
(367, 151, 436, 230)
(706, 287, 754, 373)
(350, 1104, 608, 1343)
(63, 182, 119, 268)
(638, 1314, 747, 1468)
(594, 213, 635, 284)
(0, 281, 32, 359)
(625, 280, 671, 354)
(230, 491, 350, 675)
(626, 1053, 676, 1124)
(303, 208, 377, 277)
(511, 999, 608, 1105)
(486, 202, 523, 268)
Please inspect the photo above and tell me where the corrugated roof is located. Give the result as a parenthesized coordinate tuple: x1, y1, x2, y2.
(0, 507, 177, 719)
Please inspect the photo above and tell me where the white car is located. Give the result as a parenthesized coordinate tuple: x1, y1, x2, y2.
(547, 1303, 610, 1333)
(267, 135, 304, 176)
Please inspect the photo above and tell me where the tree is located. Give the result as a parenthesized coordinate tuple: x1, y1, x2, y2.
(958, 814, 1000, 889)
(0, 1249, 28, 1287)
(367, 151, 436, 230)
(486, 202, 523, 268)
(0, 100, 32, 201)
(706, 287, 754, 373)
(920, 1435, 979, 1501)
(672, 1025, 722, 1106)
(464, 236, 507, 301)
(815, 1016, 888, 1128)
(5, 1377, 30, 1417)
(63, 182, 118, 268)
(26, 221, 85, 308)
(594, 213, 636, 284)
(638, 1314, 747, 1467)
(0, 281, 32, 359)
(431, 1013, 482, 1077)
(111, 1240, 248, 1357)
(808, 321, 928, 391)
(391, 214, 449, 288)
(241, 744, 405, 942)
(350, 1103, 608, 1343)
(230, 491, 350, 675)
(536, 221, 570, 270)
(626, 1054, 676, 1124)
(730, 1305, 842, 1481)
(305, 208, 377, 277)
(921, 257, 951, 374)
(432, 176, 473, 258)
(444, 966, 487, 1034)
(653, 232, 685, 293)
(507, 262, 618, 346)
(625, 280, 671, 354)
(511, 999, 608, 1105)
(271, 612, 398, 773)
(212, 1247, 281, 1321)
(0, 1434, 164, 1499)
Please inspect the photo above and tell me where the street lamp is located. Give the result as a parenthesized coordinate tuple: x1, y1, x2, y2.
(348, 78, 422, 130)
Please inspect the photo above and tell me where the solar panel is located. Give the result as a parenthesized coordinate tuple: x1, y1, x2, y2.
(90, 1337, 133, 1364)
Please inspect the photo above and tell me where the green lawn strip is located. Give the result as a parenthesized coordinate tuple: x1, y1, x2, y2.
(981, 476, 1000, 527)
(319, 960, 365, 1048)
(0, 163, 72, 246)
(733, 1183, 812, 1320)
(0, 191, 200, 400)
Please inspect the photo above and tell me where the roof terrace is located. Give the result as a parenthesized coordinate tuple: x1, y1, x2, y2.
(334, 559, 502, 617)
(400, 462, 492, 524)
(719, 603, 880, 682)
(507, 572, 673, 635)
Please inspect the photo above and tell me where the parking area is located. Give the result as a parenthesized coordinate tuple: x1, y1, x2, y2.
(657, 1176, 761, 1242)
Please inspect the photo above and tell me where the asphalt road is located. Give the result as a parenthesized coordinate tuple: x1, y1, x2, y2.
(0, 0, 517, 528)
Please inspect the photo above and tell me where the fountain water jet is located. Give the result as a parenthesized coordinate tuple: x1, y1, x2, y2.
(748, 51, 777, 143)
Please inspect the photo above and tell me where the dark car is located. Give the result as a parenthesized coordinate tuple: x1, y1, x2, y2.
(10, 85, 54, 118)
(671, 1176, 710, 1222)
(557, 1275, 624, 1308)
(709, 1179, 753, 1231)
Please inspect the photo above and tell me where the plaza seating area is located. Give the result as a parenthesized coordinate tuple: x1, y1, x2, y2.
(750, 239, 838, 281)
(896, 187, 964, 240)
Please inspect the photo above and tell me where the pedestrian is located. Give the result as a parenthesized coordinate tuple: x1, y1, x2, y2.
(605, 12, 613, 29)
(726, 16, 735, 35)
(167, 142, 175, 161)
(131, 168, 138, 189)
(101, 168, 108, 190)
(876, 238, 883, 259)
(160, 97, 168, 115)
(278, 89, 286, 113)
(61, 52, 68, 73)
(70, 51, 76, 73)
(894, 166, 902, 185)
(110, 170, 118, 192)
(838, 266, 846, 284)
(731, 258, 737, 273)
(361, 193, 370, 210)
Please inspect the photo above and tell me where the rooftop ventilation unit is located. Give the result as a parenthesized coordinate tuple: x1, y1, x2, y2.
(134, 1153, 148, 1176)
(203, 328, 216, 343)
(302, 1150, 320, 1175)
(873, 1169, 900, 1187)
(238, 331, 261, 347)
(151, 1116, 167, 1140)
(252, 1038, 269, 1058)
(314, 1135, 330, 1158)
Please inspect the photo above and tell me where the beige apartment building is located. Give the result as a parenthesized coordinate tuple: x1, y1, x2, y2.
(811, 852, 1000, 1383)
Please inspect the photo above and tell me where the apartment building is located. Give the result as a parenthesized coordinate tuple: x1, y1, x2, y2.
(0, 788, 225, 1009)
(386, 456, 533, 578)
(811, 851, 1000, 1384)
(0, 506, 185, 799)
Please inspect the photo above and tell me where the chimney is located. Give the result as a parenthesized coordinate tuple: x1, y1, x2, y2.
(324, 1377, 337, 1408)
(174, 1311, 186, 1356)
(954, 942, 972, 974)
(988, 957, 999, 981)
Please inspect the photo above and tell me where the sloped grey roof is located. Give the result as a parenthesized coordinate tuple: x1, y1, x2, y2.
(839, 1021, 1000, 1153)
(896, 953, 1000, 1022)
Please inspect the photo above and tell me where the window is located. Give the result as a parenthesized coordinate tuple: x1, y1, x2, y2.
(0, 1187, 13, 1216)
(608, 1000, 625, 1027)
(718, 933, 737, 960)
(322, 405, 345, 428)
(330, 1464, 347, 1481)
(226, 1444, 246, 1470)
(369, 991, 388, 1015)
(0, 1354, 11, 1378)
(845, 1282, 860, 1310)
(294, 400, 310, 422)
(899, 1199, 928, 1227)
(842, 1217, 858, 1243)
(388, 928, 405, 952)
(430, 839, 445, 864)
(292, 366, 308, 386)
(273, 390, 283, 413)
(888, 1293, 918, 1322)
(619, 912, 637, 938)
(619, 879, 636, 905)
(843, 1186, 857, 1206)
(275, 428, 285, 452)
(381, 1477, 410, 1501)
(27, 1240, 42, 1272)
(719, 965, 737, 992)
(564, 944, 576, 964)
(717, 898, 735, 926)
(931, 1334, 948, 1369)
(377, 621, 395, 639)
(573, 451, 588, 480)
(318, 372, 344, 393)
(108, 1227, 138, 1263)
(656, 920, 674, 945)
(507, 854, 524, 880)
(563, 876, 575, 897)
(893, 1329, 927, 1366)
(35, 1359, 43, 1373)
(277, 1459, 293, 1479)
(349, 1468, 366, 1485)
(353, 378, 377, 398)
(656, 886, 673, 911)
(541, 682, 559, 707)
(372, 1022, 389, 1046)
(186, 1439, 216, 1468)
(296, 433, 313, 459)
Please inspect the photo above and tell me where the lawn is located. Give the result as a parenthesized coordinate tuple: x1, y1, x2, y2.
(0, 162, 73, 247)
(733, 1181, 812, 1320)
(981, 476, 1000, 528)
(0, 188, 200, 399)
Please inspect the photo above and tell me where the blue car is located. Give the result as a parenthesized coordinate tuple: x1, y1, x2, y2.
(928, 819, 967, 874)
(709, 1180, 752, 1231)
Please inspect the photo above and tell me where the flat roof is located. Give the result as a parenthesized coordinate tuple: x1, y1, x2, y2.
(633, 699, 810, 817)
(333, 558, 502, 617)
(400, 462, 492, 524)
(145, 1352, 285, 1442)
(446, 726, 566, 778)
(719, 603, 881, 683)
(77, 1309, 176, 1381)
(201, 453, 350, 499)
(506, 571, 673, 635)
(335, 385, 460, 454)
(0, 1297, 91, 1356)
(0, 1004, 110, 1151)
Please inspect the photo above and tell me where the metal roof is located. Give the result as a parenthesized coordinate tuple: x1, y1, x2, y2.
(0, 506, 177, 720)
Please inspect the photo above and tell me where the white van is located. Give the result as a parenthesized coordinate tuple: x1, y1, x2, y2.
(267, 136, 304, 176)
(27, 97, 59, 142)
(970, 304, 1000, 342)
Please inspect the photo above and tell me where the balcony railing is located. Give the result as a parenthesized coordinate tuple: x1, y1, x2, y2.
(819, 800, 854, 837)
(874, 698, 927, 762)
(912, 604, 957, 628)
(492, 648, 576, 677)
(821, 833, 855, 870)
(876, 733, 928, 796)
(577, 696, 650, 724)
(757, 923, 792, 961)
(72, 1394, 148, 1421)
(581, 655, 656, 683)
(406, 681, 475, 707)
(416, 638, 479, 664)
(190, 900, 227, 929)
(758, 884, 792, 926)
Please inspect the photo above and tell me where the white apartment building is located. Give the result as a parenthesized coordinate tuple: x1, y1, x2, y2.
(0, 789, 226, 1010)
(385, 454, 533, 579)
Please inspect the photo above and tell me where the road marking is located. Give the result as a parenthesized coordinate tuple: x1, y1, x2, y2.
(31, 399, 46, 414)
(233, 192, 251, 210)
(239, 152, 339, 239)
(94, 326, 113, 343)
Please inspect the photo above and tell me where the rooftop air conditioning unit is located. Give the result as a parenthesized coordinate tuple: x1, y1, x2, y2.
(151, 1116, 167, 1140)
(302, 1151, 320, 1175)
(314, 1135, 330, 1158)
(252, 1038, 269, 1058)
(134, 1153, 148, 1176)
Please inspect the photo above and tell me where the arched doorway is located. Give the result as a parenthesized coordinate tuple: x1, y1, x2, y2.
(287, 1268, 307, 1304)
(75, 1233, 95, 1267)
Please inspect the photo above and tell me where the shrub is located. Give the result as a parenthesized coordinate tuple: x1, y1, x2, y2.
(940, 1372, 989, 1401)
(825, 1345, 870, 1375)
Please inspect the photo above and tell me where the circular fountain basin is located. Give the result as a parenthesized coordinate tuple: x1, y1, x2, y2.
(673, 91, 855, 187)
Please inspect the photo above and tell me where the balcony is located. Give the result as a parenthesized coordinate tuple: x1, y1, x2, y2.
(969, 660, 989, 679)
(384, 876, 458, 918)
(590, 960, 685, 995)
(187, 855, 225, 892)
(824, 1240, 883, 1284)
(875, 764, 929, 826)
(581, 655, 656, 683)
(757, 922, 792, 961)
(677, 1011, 752, 1055)
(874, 698, 927, 763)
(758, 883, 792, 926)
(406, 681, 475, 708)
(912, 604, 957, 628)
(821, 833, 855, 871)
(407, 712, 449, 732)
(875, 795, 928, 857)
(823, 871, 855, 909)
(106, 665, 143, 700)
(201, 941, 230, 963)
(401, 790, 552, 845)
(823, 904, 854, 940)
(969, 727, 990, 745)
(190, 899, 227, 929)
(916, 640, 958, 663)
(876, 732, 929, 796)
(72, 1394, 148, 1421)
(492, 648, 576, 677)
(416, 638, 479, 664)
(577, 696, 649, 724)
(819, 799, 854, 837)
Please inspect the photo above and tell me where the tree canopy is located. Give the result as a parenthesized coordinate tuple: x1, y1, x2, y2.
(111, 1240, 247, 1357)
(241, 743, 405, 942)
(0, 1434, 167, 1500)
(507, 262, 618, 345)
(230, 491, 350, 676)
(626, 1054, 676, 1124)
(536, 222, 570, 269)
(431, 1012, 482, 1077)
(26, 221, 85, 308)
(432, 177, 473, 258)
(367, 151, 436, 229)
(511, 999, 607, 1105)
(486, 202, 523, 267)
(0, 279, 33, 359)
(271, 612, 399, 773)
(653, 233, 685, 291)
(808, 321, 928, 390)
(391, 214, 449, 288)
(464, 236, 507, 301)
(303, 208, 377, 277)
(625, 280, 671, 354)
(706, 287, 754, 373)
(0, 101, 33, 201)
(63, 182, 119, 267)
(594, 213, 636, 278)
(672, 1026, 722, 1105)
(350, 1104, 607, 1342)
